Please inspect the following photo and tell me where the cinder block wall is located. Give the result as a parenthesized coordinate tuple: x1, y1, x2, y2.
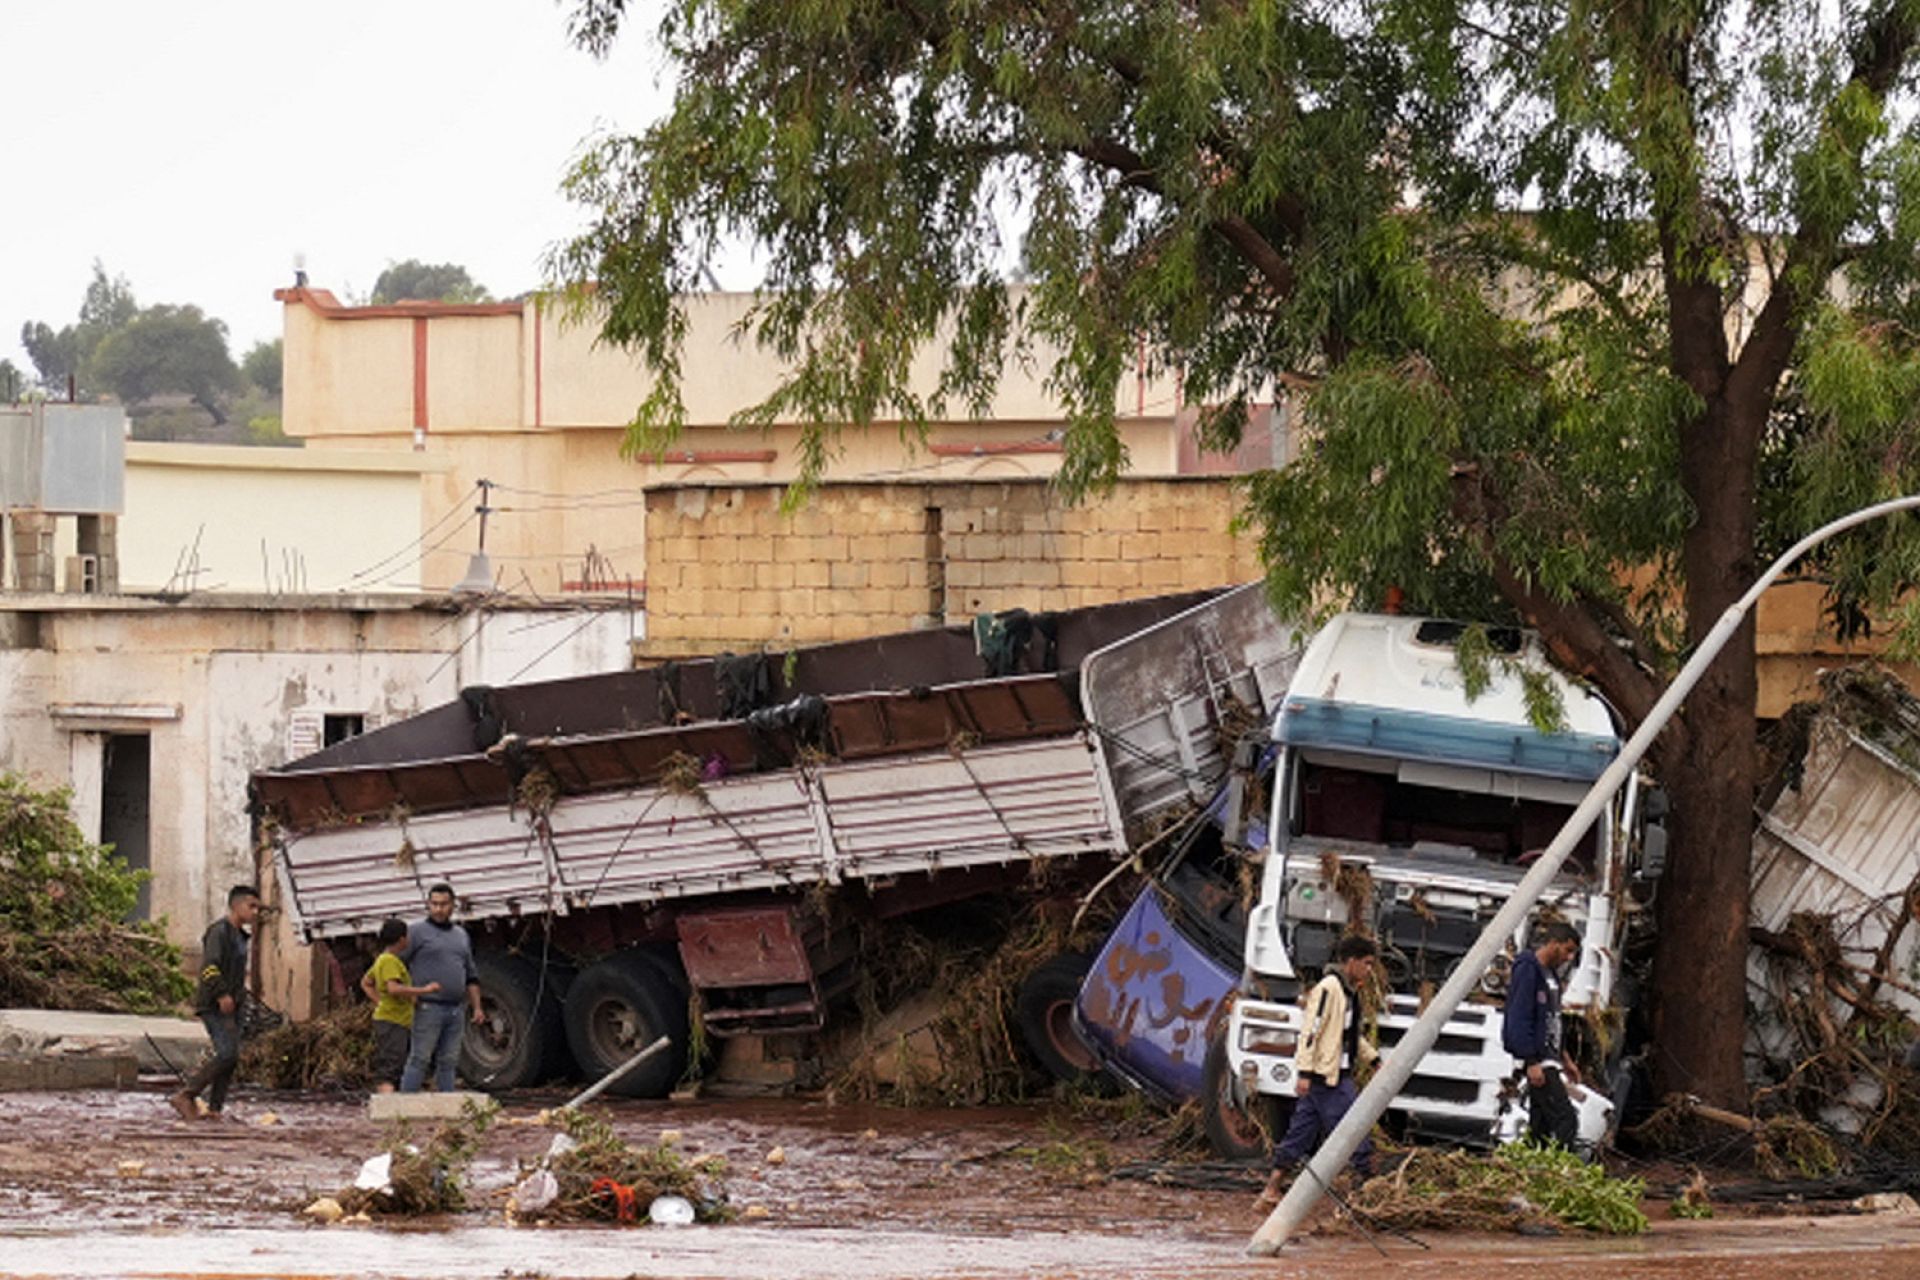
(640, 478, 1261, 654)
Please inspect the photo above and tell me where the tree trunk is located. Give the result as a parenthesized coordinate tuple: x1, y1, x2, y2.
(1647, 399, 1762, 1107)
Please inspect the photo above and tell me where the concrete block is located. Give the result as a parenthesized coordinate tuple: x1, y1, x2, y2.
(828, 561, 870, 590)
(794, 561, 829, 588)
(0, 1009, 208, 1074)
(367, 1090, 493, 1122)
(1120, 532, 1161, 561)
(0, 1053, 138, 1092)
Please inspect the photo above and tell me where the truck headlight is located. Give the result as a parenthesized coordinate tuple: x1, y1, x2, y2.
(1238, 1024, 1297, 1056)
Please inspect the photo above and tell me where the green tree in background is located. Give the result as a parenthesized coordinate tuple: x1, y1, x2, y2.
(241, 338, 283, 397)
(552, 0, 1920, 1107)
(19, 260, 137, 394)
(371, 260, 492, 304)
(89, 304, 240, 425)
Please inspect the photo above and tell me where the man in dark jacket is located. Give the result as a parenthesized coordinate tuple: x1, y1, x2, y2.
(399, 882, 483, 1093)
(169, 884, 260, 1121)
(1502, 919, 1583, 1147)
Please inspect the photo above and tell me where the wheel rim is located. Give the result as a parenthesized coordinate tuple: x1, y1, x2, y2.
(464, 993, 518, 1073)
(1043, 998, 1099, 1072)
(585, 994, 653, 1066)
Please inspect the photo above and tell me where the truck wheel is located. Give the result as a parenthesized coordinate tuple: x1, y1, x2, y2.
(1201, 1025, 1288, 1161)
(563, 952, 690, 1098)
(1015, 952, 1106, 1085)
(463, 951, 569, 1090)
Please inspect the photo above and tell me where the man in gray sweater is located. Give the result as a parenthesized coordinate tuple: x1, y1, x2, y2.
(398, 882, 483, 1092)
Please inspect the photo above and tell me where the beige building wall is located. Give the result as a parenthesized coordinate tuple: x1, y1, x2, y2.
(639, 477, 1262, 655)
(119, 443, 443, 593)
(276, 287, 1189, 596)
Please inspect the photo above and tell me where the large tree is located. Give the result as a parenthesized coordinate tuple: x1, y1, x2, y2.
(370, 260, 492, 305)
(553, 0, 1920, 1106)
(88, 305, 240, 425)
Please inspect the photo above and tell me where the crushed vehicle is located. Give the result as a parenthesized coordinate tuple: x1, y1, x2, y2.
(1749, 667, 1920, 1131)
(1033, 611, 1668, 1158)
(251, 587, 1292, 1095)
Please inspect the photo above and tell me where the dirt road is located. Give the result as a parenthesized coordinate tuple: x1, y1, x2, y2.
(2, 1088, 1917, 1278)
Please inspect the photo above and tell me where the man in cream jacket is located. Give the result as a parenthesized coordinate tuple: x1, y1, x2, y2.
(1256, 934, 1380, 1207)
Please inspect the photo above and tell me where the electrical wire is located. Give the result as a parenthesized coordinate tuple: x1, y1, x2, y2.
(321, 483, 480, 590)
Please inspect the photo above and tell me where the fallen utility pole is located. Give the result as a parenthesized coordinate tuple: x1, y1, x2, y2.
(1249, 493, 1920, 1256)
(561, 1035, 671, 1111)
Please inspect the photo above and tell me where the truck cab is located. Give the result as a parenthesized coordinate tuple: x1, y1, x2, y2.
(1218, 613, 1643, 1149)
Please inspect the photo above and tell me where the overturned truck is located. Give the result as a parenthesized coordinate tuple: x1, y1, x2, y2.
(250, 587, 1296, 1095)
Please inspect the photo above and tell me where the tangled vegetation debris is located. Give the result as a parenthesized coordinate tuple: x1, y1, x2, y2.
(1336, 1144, 1648, 1236)
(833, 890, 1121, 1106)
(241, 1001, 376, 1091)
(0, 773, 191, 1014)
(335, 1099, 499, 1216)
(520, 1108, 731, 1224)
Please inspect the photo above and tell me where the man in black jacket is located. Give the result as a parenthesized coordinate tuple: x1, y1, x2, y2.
(1501, 919, 1584, 1148)
(169, 884, 260, 1121)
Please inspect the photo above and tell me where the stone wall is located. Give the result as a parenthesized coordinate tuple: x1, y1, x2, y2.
(640, 477, 1262, 654)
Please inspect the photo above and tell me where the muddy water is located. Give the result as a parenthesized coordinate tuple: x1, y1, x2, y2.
(2, 1088, 1918, 1278)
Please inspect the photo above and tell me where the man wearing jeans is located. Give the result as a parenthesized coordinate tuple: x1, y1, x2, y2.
(169, 884, 259, 1121)
(399, 883, 483, 1092)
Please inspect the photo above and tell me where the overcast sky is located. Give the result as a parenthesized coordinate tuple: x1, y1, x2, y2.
(3, 1, 676, 372)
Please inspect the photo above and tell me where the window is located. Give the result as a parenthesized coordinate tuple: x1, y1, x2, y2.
(322, 714, 366, 747)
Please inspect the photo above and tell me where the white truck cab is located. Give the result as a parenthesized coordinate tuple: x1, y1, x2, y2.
(1221, 613, 1644, 1148)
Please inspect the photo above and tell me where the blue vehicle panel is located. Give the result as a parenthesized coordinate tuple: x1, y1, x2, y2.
(1074, 887, 1239, 1102)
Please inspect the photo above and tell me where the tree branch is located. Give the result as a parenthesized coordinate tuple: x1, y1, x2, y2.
(1069, 137, 1297, 299)
(1726, 7, 1919, 412)
(1449, 461, 1671, 751)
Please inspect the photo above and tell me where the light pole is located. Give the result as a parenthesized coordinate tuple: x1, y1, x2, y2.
(1249, 492, 1920, 1256)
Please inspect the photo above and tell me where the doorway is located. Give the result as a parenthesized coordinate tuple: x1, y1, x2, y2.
(101, 734, 152, 920)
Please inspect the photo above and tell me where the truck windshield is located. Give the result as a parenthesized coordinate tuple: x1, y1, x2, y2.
(1294, 756, 1598, 875)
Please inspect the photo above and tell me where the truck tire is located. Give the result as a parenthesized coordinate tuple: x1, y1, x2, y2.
(1201, 1024, 1288, 1161)
(1015, 952, 1106, 1086)
(462, 951, 569, 1090)
(563, 951, 690, 1098)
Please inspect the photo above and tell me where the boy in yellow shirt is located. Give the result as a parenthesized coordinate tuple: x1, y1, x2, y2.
(360, 918, 441, 1093)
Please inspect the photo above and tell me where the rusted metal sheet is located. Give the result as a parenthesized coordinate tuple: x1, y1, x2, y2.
(677, 908, 815, 989)
(273, 734, 1128, 940)
(282, 589, 1227, 773)
(257, 675, 1081, 833)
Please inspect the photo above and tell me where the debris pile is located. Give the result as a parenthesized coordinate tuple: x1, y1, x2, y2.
(241, 1001, 376, 1091)
(1337, 1144, 1648, 1236)
(323, 1099, 499, 1218)
(0, 773, 191, 1013)
(833, 891, 1119, 1106)
(513, 1109, 730, 1224)
(1745, 667, 1920, 1166)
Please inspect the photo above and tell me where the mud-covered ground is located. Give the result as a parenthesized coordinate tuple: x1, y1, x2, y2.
(2, 1086, 1919, 1278)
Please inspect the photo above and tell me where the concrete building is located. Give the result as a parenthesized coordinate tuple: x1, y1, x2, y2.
(0, 592, 641, 1016)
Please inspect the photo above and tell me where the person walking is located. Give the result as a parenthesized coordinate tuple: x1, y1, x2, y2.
(1256, 934, 1380, 1208)
(360, 918, 440, 1093)
(168, 884, 260, 1121)
(1502, 919, 1584, 1148)
(398, 883, 483, 1093)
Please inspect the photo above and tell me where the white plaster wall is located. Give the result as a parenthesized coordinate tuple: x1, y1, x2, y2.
(122, 446, 432, 593)
(455, 608, 643, 688)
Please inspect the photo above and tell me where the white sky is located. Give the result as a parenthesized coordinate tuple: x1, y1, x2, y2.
(2, 0, 675, 372)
